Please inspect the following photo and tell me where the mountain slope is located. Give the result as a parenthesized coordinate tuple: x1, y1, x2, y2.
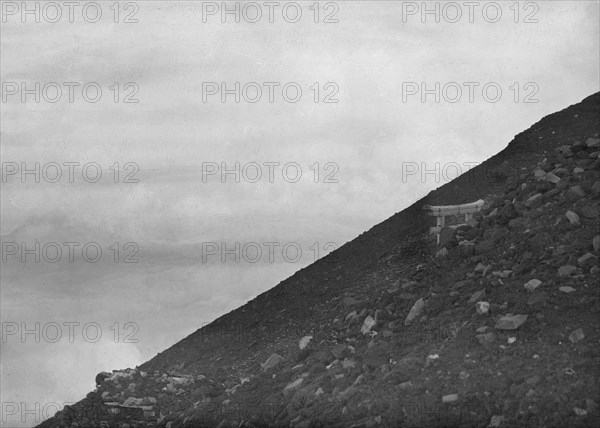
(40, 92, 599, 428)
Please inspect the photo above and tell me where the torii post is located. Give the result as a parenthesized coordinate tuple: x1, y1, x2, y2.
(423, 199, 485, 245)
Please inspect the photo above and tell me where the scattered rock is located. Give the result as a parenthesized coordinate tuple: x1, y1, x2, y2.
(476, 301, 490, 315)
(490, 415, 504, 427)
(283, 378, 304, 396)
(442, 393, 459, 403)
(404, 298, 425, 325)
(565, 210, 580, 224)
(524, 279, 542, 292)
(345, 311, 359, 323)
(580, 205, 599, 219)
(360, 316, 377, 335)
(586, 137, 600, 148)
(569, 328, 585, 343)
(299, 336, 313, 350)
(342, 296, 359, 311)
(261, 353, 285, 371)
(577, 253, 597, 269)
(95, 371, 111, 386)
(495, 314, 528, 330)
(558, 265, 577, 277)
(468, 289, 486, 303)
(331, 344, 347, 360)
(476, 332, 495, 345)
(567, 185, 586, 199)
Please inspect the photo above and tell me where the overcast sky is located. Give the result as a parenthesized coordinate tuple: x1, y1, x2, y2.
(1, 1, 599, 426)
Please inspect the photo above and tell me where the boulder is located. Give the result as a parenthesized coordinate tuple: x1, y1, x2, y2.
(585, 137, 600, 148)
(558, 265, 577, 277)
(565, 211, 580, 224)
(404, 298, 425, 325)
(95, 371, 111, 386)
(261, 353, 285, 371)
(495, 314, 528, 330)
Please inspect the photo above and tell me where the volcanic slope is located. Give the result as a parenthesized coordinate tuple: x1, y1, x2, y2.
(41, 92, 600, 428)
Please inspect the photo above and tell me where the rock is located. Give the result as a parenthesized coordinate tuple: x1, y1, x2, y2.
(468, 289, 486, 303)
(476, 301, 490, 315)
(342, 358, 356, 369)
(490, 415, 504, 427)
(387, 284, 399, 294)
(331, 344, 347, 360)
(475, 240, 494, 254)
(593, 235, 600, 252)
(404, 298, 425, 325)
(556, 145, 573, 157)
(453, 279, 474, 289)
(261, 353, 285, 371)
(545, 172, 561, 184)
(567, 185, 586, 199)
(476, 332, 495, 345)
(283, 378, 304, 395)
(95, 371, 111, 386)
(401, 281, 418, 291)
(345, 311, 359, 323)
(569, 328, 585, 343)
(565, 211, 580, 224)
(436, 247, 448, 258)
(466, 217, 478, 228)
(442, 393, 459, 403)
(495, 314, 528, 330)
(123, 397, 143, 407)
(525, 193, 543, 208)
(360, 316, 376, 335)
(558, 265, 577, 277)
(559, 286, 576, 293)
(586, 137, 600, 148)
(299, 336, 313, 350)
(474, 263, 487, 273)
(342, 297, 359, 311)
(524, 279, 542, 292)
(534, 168, 546, 179)
(439, 227, 457, 248)
(580, 205, 599, 219)
(578, 253, 597, 269)
(574, 408, 588, 416)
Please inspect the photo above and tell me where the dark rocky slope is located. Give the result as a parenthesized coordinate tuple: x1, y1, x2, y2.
(40, 92, 599, 428)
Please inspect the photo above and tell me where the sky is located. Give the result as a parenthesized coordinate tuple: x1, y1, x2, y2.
(1, 0, 599, 426)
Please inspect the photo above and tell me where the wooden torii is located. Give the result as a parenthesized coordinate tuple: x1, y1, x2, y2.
(423, 199, 485, 244)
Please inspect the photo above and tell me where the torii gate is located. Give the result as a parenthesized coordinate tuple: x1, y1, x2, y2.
(423, 199, 485, 244)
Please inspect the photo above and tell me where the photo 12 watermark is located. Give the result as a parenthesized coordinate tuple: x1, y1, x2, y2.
(401, 81, 539, 103)
(1, 1, 140, 24)
(1, 241, 140, 263)
(399, 1, 539, 24)
(201, 82, 339, 103)
(200, 161, 339, 183)
(200, 241, 339, 264)
(1, 161, 140, 184)
(200, 1, 339, 24)
(1, 81, 140, 103)
(1, 401, 76, 425)
(1, 321, 139, 344)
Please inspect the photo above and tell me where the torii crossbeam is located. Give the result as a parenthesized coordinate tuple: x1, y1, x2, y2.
(423, 199, 485, 244)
